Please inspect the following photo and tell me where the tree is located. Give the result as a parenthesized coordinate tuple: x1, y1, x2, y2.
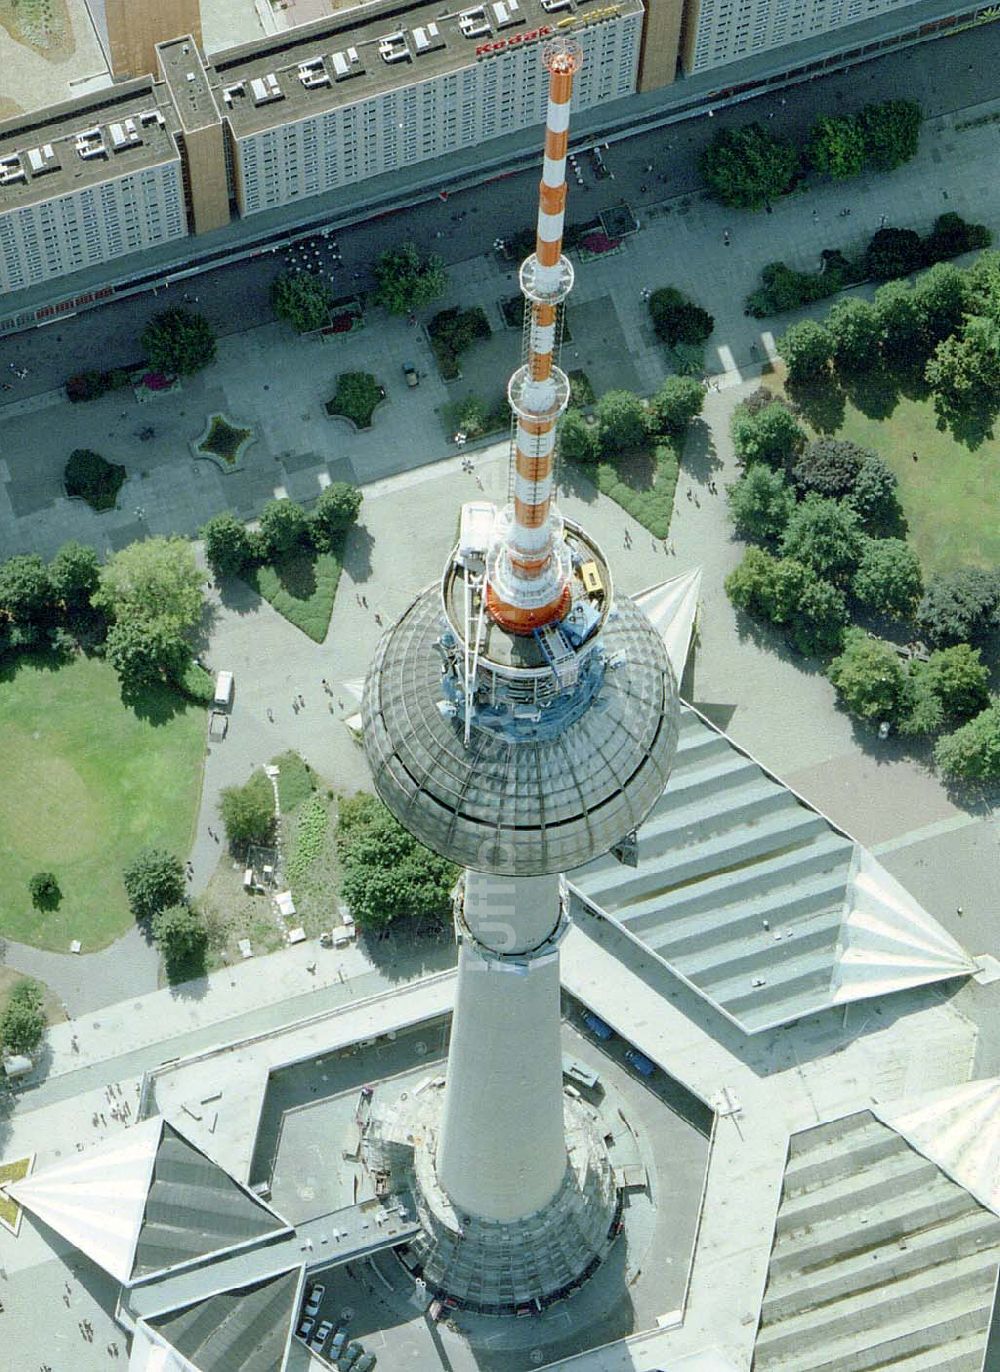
(777, 319, 834, 382)
(807, 115, 866, 179)
(899, 664, 946, 737)
(0, 554, 53, 625)
(271, 270, 334, 333)
(49, 542, 100, 609)
(873, 278, 926, 364)
(724, 547, 812, 625)
(726, 465, 796, 543)
(218, 771, 274, 847)
(1, 980, 45, 1057)
(935, 700, 1000, 781)
(925, 314, 1000, 428)
(700, 123, 800, 210)
(649, 376, 704, 435)
(105, 618, 189, 694)
(790, 579, 849, 658)
(310, 483, 363, 551)
(64, 448, 126, 511)
(201, 512, 254, 579)
(828, 629, 907, 722)
(258, 499, 309, 558)
(792, 437, 867, 499)
(856, 99, 922, 171)
(28, 871, 60, 910)
(863, 227, 924, 282)
(852, 538, 923, 619)
(781, 495, 865, 582)
(558, 408, 598, 464)
(141, 307, 216, 376)
(648, 287, 714, 347)
(912, 262, 970, 344)
(122, 847, 185, 921)
(847, 455, 904, 536)
(917, 568, 1000, 645)
(338, 793, 456, 931)
(595, 390, 648, 457)
(921, 644, 991, 722)
(373, 242, 447, 314)
(94, 537, 204, 635)
(151, 903, 208, 967)
(825, 297, 883, 371)
(730, 400, 804, 469)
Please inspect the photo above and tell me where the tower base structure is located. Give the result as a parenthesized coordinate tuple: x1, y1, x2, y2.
(366, 1081, 620, 1315)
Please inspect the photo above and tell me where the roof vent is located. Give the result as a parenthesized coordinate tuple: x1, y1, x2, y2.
(458, 6, 492, 37)
(413, 21, 446, 53)
(331, 48, 364, 79)
(297, 56, 331, 88)
(249, 72, 283, 105)
(0, 154, 25, 186)
(492, 0, 523, 27)
(25, 143, 60, 177)
(109, 119, 142, 153)
(74, 127, 107, 161)
(378, 31, 411, 63)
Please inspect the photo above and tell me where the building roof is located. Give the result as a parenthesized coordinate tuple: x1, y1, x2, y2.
(571, 704, 975, 1033)
(211, 0, 644, 138)
(8, 1117, 289, 1286)
(633, 569, 702, 686)
(0, 80, 180, 212)
(753, 1108, 1000, 1372)
(144, 1266, 304, 1372)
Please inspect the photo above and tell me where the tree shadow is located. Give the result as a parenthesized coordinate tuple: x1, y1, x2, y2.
(786, 375, 846, 433)
(217, 572, 265, 615)
(341, 522, 375, 583)
(938, 406, 996, 452)
(358, 923, 457, 985)
(558, 459, 600, 503)
(615, 447, 657, 492)
(165, 952, 210, 999)
(681, 417, 721, 482)
(124, 679, 191, 726)
(840, 366, 900, 422)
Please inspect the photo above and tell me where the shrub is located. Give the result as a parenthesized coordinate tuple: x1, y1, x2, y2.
(807, 115, 867, 179)
(727, 466, 796, 543)
(781, 494, 865, 582)
(49, 542, 100, 608)
(731, 400, 805, 469)
(122, 848, 185, 921)
(373, 242, 447, 314)
(934, 700, 1000, 781)
(826, 297, 883, 371)
(338, 793, 456, 931)
(648, 287, 715, 347)
(310, 482, 362, 551)
(28, 871, 60, 910)
(595, 390, 648, 457)
(286, 794, 329, 884)
(202, 512, 254, 579)
(921, 644, 991, 722)
(64, 449, 126, 512)
(178, 659, 215, 705)
(219, 771, 274, 847)
(855, 99, 922, 171)
(923, 212, 992, 265)
(917, 568, 1000, 645)
(790, 578, 849, 657)
(777, 319, 835, 382)
(864, 227, 924, 282)
(559, 407, 598, 464)
(852, 538, 923, 619)
(792, 438, 869, 499)
(258, 499, 310, 558)
(65, 368, 130, 403)
(151, 903, 208, 967)
(327, 372, 383, 428)
(700, 123, 800, 210)
(1, 980, 45, 1056)
(725, 547, 811, 625)
(649, 376, 704, 435)
(271, 270, 334, 332)
(0, 554, 53, 625)
(828, 629, 907, 722)
(428, 306, 490, 378)
(846, 455, 904, 536)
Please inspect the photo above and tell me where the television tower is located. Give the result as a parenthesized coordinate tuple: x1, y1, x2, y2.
(362, 38, 679, 1314)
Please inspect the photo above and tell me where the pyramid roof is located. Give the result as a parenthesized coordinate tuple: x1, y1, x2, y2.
(634, 568, 702, 682)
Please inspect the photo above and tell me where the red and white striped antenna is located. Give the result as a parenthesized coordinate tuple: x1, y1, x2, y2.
(486, 37, 584, 634)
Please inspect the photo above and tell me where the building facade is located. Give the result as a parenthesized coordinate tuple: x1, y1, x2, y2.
(681, 0, 920, 72)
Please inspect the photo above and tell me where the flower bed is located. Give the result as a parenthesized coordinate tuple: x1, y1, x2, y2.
(194, 414, 255, 468)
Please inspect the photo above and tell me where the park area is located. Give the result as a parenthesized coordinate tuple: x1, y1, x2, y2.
(0, 652, 205, 950)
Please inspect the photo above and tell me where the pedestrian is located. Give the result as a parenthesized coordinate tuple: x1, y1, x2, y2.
(374, 612, 383, 625)
(957, 906, 964, 916)
(292, 699, 299, 714)
(911, 450, 918, 463)
(267, 706, 274, 721)
(722, 231, 730, 246)
(362, 594, 368, 608)
(686, 488, 692, 501)
(298, 693, 305, 707)
(207, 826, 214, 840)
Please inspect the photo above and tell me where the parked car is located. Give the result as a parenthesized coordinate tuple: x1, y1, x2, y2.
(330, 1328, 349, 1360)
(402, 362, 419, 387)
(625, 1048, 656, 1078)
(304, 1283, 325, 1318)
(311, 1319, 334, 1352)
(355, 1353, 377, 1371)
(296, 1317, 315, 1341)
(339, 1343, 364, 1370)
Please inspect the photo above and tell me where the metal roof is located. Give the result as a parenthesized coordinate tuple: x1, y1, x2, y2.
(754, 1110, 1000, 1372)
(146, 1266, 302, 1372)
(571, 704, 975, 1033)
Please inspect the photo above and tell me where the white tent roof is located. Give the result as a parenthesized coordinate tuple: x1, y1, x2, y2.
(9, 1116, 162, 1284)
(634, 568, 702, 683)
(875, 1078, 1000, 1218)
(831, 848, 977, 1005)
(341, 678, 365, 704)
(130, 1321, 200, 1372)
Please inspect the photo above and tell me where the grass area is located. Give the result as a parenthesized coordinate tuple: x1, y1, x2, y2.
(764, 370, 1000, 576)
(272, 750, 316, 812)
(197, 414, 252, 464)
(245, 545, 343, 642)
(0, 652, 205, 950)
(569, 441, 680, 539)
(0, 968, 64, 1029)
(284, 792, 341, 926)
(0, 1151, 34, 1233)
(324, 372, 384, 428)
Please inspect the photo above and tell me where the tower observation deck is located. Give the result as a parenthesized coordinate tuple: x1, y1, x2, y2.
(361, 37, 679, 1314)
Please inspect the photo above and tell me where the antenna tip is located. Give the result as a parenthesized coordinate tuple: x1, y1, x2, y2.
(542, 36, 584, 74)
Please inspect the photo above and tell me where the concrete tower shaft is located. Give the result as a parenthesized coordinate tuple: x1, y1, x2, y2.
(486, 38, 583, 635)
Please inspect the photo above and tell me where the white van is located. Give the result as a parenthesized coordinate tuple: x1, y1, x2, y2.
(214, 670, 234, 708)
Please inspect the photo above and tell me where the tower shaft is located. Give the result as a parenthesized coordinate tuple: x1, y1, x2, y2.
(436, 872, 566, 1222)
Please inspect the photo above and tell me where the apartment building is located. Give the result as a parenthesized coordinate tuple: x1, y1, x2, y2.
(0, 83, 186, 294)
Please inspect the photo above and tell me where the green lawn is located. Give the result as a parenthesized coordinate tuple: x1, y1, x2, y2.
(568, 441, 680, 539)
(246, 547, 343, 642)
(826, 394, 1000, 577)
(0, 652, 206, 950)
(766, 371, 1000, 577)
